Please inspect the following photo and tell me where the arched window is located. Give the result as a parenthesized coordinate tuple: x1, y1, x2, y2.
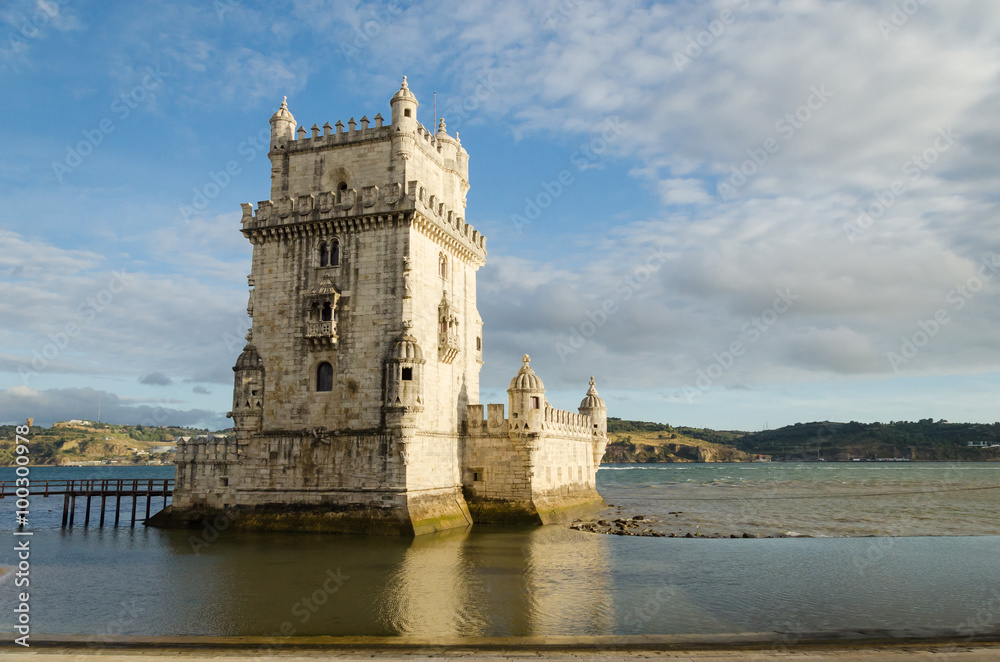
(317, 362, 333, 392)
(309, 303, 319, 321)
(338, 182, 347, 192)
(321, 302, 332, 322)
(319, 242, 329, 267)
(330, 240, 340, 267)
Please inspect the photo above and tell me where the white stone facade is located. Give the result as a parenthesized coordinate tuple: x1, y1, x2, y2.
(156, 79, 607, 534)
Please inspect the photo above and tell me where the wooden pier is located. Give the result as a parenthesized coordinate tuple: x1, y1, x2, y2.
(0, 478, 173, 528)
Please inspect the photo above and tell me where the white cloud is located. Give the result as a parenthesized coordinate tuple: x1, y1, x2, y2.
(0, 386, 225, 428)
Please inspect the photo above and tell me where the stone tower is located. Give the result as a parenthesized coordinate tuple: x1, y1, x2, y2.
(154, 78, 607, 535)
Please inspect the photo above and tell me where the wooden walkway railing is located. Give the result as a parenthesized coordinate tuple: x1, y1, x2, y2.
(0, 479, 173, 528)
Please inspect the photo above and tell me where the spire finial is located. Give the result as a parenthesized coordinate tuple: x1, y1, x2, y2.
(586, 376, 600, 396)
(522, 354, 531, 366)
(438, 117, 446, 133)
(281, 96, 287, 108)
(401, 75, 408, 89)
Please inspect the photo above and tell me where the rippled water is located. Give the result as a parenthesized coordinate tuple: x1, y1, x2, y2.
(1, 464, 998, 638)
(594, 462, 1000, 537)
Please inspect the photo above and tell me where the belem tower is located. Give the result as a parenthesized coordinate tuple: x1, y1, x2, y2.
(151, 78, 608, 535)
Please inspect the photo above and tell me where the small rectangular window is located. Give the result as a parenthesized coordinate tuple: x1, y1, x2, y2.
(476, 336, 481, 351)
(401, 367, 412, 381)
(530, 396, 540, 409)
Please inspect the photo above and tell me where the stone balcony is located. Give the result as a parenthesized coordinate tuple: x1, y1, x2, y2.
(439, 333, 460, 364)
(306, 321, 338, 349)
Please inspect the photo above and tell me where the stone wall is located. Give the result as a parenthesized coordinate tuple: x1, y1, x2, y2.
(463, 402, 607, 524)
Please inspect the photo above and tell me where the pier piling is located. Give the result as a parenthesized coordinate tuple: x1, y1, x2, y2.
(0, 478, 173, 529)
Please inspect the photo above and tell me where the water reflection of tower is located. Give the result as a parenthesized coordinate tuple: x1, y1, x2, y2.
(382, 527, 614, 636)
(522, 527, 615, 635)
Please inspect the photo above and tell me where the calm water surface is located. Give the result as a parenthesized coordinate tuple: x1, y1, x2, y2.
(1, 463, 998, 638)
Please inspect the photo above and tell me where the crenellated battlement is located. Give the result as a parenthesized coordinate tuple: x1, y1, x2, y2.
(284, 118, 393, 149)
(278, 117, 467, 165)
(465, 403, 599, 440)
(239, 178, 487, 263)
(175, 435, 240, 463)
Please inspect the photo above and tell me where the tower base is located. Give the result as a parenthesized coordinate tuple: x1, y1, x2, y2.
(465, 490, 606, 526)
(147, 488, 472, 536)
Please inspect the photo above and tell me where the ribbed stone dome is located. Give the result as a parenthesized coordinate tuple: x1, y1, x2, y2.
(391, 76, 417, 103)
(270, 96, 295, 124)
(579, 376, 606, 410)
(509, 354, 545, 391)
(391, 334, 423, 361)
(234, 343, 263, 371)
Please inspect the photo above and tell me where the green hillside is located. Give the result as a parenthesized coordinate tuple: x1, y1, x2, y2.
(734, 419, 1000, 461)
(0, 422, 217, 466)
(604, 418, 753, 463)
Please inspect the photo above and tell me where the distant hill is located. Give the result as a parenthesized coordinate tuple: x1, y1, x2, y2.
(603, 417, 1000, 463)
(734, 419, 1000, 461)
(0, 422, 221, 466)
(604, 418, 753, 463)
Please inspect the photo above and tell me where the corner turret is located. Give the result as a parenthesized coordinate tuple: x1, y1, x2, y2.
(269, 96, 296, 146)
(229, 331, 264, 432)
(578, 376, 607, 437)
(508, 354, 546, 431)
(390, 76, 418, 132)
(384, 326, 426, 426)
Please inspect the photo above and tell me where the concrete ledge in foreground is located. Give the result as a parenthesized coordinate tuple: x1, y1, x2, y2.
(3, 630, 1000, 653)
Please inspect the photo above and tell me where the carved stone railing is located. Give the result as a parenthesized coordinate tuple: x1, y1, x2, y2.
(438, 333, 460, 363)
(306, 321, 338, 349)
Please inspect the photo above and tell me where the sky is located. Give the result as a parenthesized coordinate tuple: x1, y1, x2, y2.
(1, 0, 999, 431)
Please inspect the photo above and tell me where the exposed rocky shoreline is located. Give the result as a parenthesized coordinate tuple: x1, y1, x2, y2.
(570, 504, 806, 539)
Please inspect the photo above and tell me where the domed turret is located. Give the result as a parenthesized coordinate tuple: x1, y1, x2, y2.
(384, 328, 425, 419)
(235, 342, 263, 371)
(507, 354, 546, 431)
(392, 333, 424, 362)
(269, 96, 296, 145)
(390, 76, 418, 132)
(509, 354, 545, 391)
(578, 376, 607, 437)
(231, 331, 264, 432)
(579, 376, 605, 410)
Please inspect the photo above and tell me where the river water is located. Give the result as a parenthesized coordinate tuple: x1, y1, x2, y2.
(2, 463, 999, 639)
